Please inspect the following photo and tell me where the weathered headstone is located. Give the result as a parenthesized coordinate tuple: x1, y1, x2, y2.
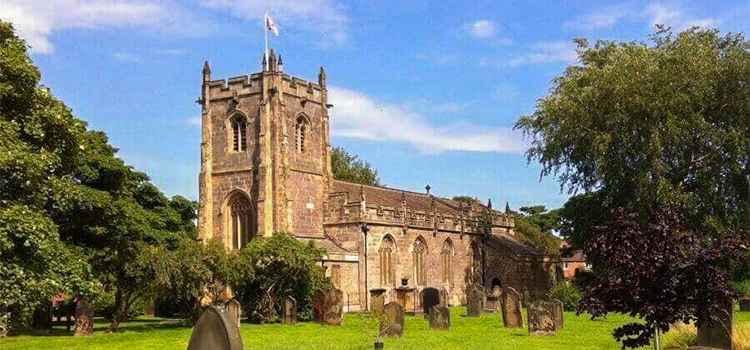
(740, 298, 750, 312)
(313, 290, 325, 323)
(370, 288, 387, 316)
(314, 288, 343, 325)
(283, 296, 297, 324)
(439, 288, 449, 307)
(73, 298, 94, 337)
(501, 287, 523, 328)
(485, 294, 498, 313)
(697, 298, 734, 350)
(466, 285, 484, 317)
(421, 287, 440, 316)
(551, 299, 564, 329)
(380, 302, 405, 337)
(527, 300, 557, 336)
(224, 299, 241, 326)
(187, 305, 243, 350)
(31, 300, 52, 336)
(428, 305, 451, 330)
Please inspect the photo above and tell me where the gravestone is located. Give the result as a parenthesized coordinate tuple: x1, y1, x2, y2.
(466, 285, 485, 317)
(439, 289, 449, 307)
(314, 288, 343, 325)
(31, 300, 52, 336)
(740, 298, 750, 312)
(224, 299, 241, 326)
(380, 302, 405, 337)
(313, 290, 325, 323)
(428, 305, 451, 330)
(73, 298, 94, 337)
(501, 287, 523, 328)
(485, 294, 499, 313)
(697, 298, 734, 350)
(370, 288, 387, 316)
(283, 296, 297, 324)
(528, 300, 557, 336)
(551, 299, 564, 329)
(421, 287, 440, 316)
(187, 305, 243, 350)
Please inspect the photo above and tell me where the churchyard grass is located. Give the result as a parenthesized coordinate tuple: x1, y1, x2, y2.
(1, 307, 749, 350)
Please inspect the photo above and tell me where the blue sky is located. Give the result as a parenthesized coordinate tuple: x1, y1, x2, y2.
(2, 0, 748, 210)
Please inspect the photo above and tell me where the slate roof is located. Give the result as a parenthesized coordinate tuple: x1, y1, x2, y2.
(487, 232, 546, 257)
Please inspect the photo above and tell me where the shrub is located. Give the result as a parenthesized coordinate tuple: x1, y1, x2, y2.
(229, 233, 330, 323)
(96, 291, 144, 320)
(732, 280, 750, 299)
(546, 283, 582, 311)
(661, 323, 750, 350)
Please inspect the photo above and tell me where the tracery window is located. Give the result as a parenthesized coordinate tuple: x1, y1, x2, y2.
(225, 193, 253, 249)
(441, 239, 454, 285)
(295, 116, 307, 153)
(469, 241, 482, 284)
(231, 115, 247, 152)
(380, 236, 395, 286)
(413, 237, 427, 286)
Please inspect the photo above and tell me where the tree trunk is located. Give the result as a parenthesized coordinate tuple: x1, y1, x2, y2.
(107, 290, 131, 333)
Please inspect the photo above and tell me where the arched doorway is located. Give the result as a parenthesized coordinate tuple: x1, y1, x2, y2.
(223, 191, 255, 250)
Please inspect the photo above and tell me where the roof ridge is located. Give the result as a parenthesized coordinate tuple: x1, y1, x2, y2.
(333, 179, 439, 199)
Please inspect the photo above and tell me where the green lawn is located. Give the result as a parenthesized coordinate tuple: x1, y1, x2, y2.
(1, 307, 749, 350)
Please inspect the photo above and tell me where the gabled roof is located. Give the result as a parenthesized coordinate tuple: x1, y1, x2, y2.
(331, 180, 462, 215)
(487, 232, 546, 257)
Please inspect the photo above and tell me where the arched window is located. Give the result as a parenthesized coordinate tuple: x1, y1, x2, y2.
(413, 237, 427, 286)
(468, 241, 482, 285)
(379, 236, 395, 286)
(224, 192, 253, 250)
(295, 116, 307, 153)
(231, 115, 247, 152)
(441, 239, 454, 285)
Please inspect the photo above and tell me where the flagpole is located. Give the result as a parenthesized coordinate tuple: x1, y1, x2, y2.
(264, 12, 268, 71)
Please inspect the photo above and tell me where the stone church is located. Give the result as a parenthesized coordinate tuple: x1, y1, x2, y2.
(197, 50, 561, 312)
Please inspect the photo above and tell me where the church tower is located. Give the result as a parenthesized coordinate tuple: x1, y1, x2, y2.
(198, 51, 334, 248)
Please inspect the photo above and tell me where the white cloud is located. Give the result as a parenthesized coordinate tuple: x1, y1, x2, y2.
(0, 0, 167, 54)
(200, 0, 349, 45)
(153, 48, 188, 55)
(509, 41, 578, 66)
(644, 3, 720, 30)
(466, 20, 497, 39)
(564, 4, 634, 30)
(329, 87, 525, 154)
(113, 51, 141, 62)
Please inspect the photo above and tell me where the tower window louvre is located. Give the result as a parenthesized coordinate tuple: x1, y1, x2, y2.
(231, 116, 247, 152)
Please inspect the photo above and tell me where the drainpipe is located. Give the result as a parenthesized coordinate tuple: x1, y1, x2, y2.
(361, 222, 370, 311)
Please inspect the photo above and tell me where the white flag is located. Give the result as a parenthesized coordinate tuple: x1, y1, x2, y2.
(265, 13, 278, 36)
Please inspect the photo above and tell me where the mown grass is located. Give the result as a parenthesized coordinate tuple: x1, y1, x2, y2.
(1, 307, 748, 350)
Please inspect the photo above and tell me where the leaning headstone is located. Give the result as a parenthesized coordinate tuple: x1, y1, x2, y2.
(32, 300, 52, 336)
(485, 294, 498, 313)
(528, 300, 557, 336)
(428, 305, 451, 330)
(501, 287, 523, 328)
(697, 298, 734, 350)
(224, 299, 241, 326)
(370, 288, 387, 316)
(466, 285, 484, 317)
(740, 298, 750, 312)
(283, 296, 297, 324)
(314, 288, 344, 326)
(187, 305, 243, 350)
(421, 287, 440, 316)
(439, 289, 449, 307)
(73, 298, 94, 337)
(380, 302, 405, 337)
(551, 299, 564, 329)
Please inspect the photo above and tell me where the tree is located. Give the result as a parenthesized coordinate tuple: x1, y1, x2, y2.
(579, 206, 747, 348)
(515, 28, 750, 238)
(0, 21, 199, 332)
(229, 233, 330, 323)
(518, 205, 561, 234)
(0, 21, 98, 332)
(331, 147, 381, 186)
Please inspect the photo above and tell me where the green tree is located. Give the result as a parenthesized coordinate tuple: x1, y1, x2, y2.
(515, 28, 750, 239)
(331, 147, 381, 186)
(230, 233, 330, 323)
(0, 21, 199, 333)
(518, 205, 561, 233)
(0, 21, 98, 332)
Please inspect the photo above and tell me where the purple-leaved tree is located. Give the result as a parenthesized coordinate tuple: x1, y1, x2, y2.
(578, 206, 748, 349)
